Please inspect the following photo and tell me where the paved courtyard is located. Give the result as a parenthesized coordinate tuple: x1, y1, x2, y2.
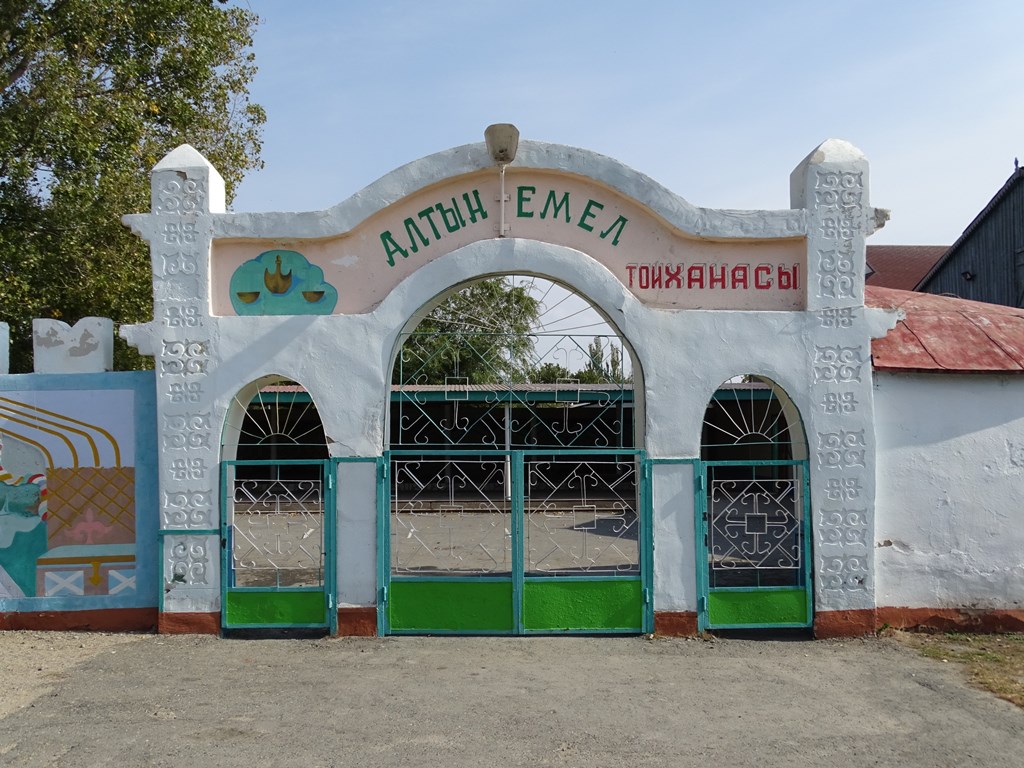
(0, 632, 1021, 767)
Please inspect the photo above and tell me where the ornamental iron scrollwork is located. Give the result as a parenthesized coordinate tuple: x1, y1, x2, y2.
(228, 473, 324, 588)
(392, 275, 635, 452)
(390, 458, 511, 575)
(524, 457, 639, 575)
(708, 475, 800, 572)
(701, 378, 808, 590)
(221, 381, 330, 589)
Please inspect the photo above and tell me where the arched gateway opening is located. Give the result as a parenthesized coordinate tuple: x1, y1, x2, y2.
(219, 378, 335, 633)
(697, 377, 811, 630)
(383, 274, 650, 634)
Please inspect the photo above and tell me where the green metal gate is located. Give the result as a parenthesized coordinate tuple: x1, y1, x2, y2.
(383, 275, 645, 634)
(380, 449, 652, 634)
(696, 459, 812, 630)
(220, 459, 336, 632)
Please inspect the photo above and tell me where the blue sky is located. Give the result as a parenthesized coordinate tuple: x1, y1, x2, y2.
(230, 1, 1024, 246)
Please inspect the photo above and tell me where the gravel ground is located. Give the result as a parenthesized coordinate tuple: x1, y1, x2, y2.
(0, 631, 1022, 767)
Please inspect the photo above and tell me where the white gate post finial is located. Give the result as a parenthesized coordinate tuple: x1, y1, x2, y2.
(151, 144, 226, 216)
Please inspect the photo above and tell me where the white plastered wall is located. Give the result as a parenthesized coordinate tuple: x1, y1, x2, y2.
(874, 372, 1024, 610)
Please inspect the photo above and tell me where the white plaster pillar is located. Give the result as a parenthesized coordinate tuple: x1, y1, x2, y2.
(122, 145, 225, 618)
(0, 322, 8, 375)
(791, 139, 886, 630)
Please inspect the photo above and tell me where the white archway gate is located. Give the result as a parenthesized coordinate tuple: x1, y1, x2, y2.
(122, 135, 892, 637)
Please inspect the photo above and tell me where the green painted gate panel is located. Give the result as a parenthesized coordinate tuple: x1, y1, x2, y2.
(523, 579, 642, 631)
(222, 459, 335, 632)
(225, 590, 327, 626)
(707, 588, 808, 626)
(389, 580, 514, 632)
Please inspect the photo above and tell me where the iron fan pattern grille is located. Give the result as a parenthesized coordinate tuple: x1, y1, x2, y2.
(702, 380, 805, 589)
(223, 382, 329, 589)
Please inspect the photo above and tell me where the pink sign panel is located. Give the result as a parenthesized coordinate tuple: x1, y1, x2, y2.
(212, 171, 807, 315)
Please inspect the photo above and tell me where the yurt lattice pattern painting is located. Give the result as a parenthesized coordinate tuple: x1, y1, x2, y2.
(46, 467, 135, 547)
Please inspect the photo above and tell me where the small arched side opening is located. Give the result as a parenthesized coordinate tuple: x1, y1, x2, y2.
(219, 376, 335, 634)
(698, 376, 812, 631)
(383, 273, 650, 635)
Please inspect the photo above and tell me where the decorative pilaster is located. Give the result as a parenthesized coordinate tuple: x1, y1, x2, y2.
(792, 140, 884, 627)
(122, 145, 224, 616)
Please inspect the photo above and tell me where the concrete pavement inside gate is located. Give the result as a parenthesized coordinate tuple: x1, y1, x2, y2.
(0, 632, 1021, 767)
(230, 508, 642, 586)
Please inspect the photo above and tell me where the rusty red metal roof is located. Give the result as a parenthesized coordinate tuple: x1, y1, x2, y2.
(866, 286, 1024, 373)
(866, 245, 948, 290)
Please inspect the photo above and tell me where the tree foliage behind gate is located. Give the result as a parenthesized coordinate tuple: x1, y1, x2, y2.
(0, 0, 265, 371)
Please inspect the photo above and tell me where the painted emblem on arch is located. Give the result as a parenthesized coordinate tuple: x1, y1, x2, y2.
(229, 249, 338, 315)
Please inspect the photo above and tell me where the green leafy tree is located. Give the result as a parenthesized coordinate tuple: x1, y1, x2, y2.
(395, 278, 541, 385)
(0, 0, 265, 371)
(575, 336, 629, 384)
(530, 362, 573, 383)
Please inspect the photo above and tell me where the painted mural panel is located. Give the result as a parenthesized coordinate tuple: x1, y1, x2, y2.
(0, 374, 155, 609)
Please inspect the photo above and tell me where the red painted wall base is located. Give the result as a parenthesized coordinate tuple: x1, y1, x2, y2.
(654, 607, 1024, 639)
(4, 606, 1021, 638)
(152, 608, 376, 636)
(654, 611, 698, 636)
(814, 609, 877, 638)
(0, 608, 157, 632)
(876, 607, 1024, 634)
(338, 607, 376, 636)
(158, 611, 219, 634)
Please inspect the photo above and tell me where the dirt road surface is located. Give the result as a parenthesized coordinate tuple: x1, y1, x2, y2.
(0, 631, 1021, 767)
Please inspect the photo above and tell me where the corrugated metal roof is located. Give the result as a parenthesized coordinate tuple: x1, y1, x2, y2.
(865, 245, 948, 290)
(866, 285, 1024, 373)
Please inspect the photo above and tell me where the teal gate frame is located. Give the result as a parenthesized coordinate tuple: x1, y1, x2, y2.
(696, 459, 812, 631)
(220, 459, 336, 633)
(379, 448, 653, 635)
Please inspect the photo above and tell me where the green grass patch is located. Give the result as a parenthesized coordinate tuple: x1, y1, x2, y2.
(896, 631, 1024, 708)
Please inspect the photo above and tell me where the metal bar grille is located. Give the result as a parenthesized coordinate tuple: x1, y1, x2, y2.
(524, 455, 640, 575)
(706, 463, 805, 589)
(225, 463, 326, 588)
